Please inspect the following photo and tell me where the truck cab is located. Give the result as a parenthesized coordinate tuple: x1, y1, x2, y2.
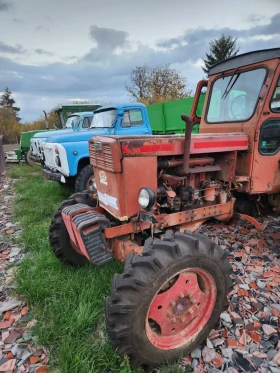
(30, 111, 95, 163)
(42, 103, 152, 191)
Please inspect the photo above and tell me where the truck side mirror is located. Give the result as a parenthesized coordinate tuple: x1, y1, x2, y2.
(118, 109, 124, 117)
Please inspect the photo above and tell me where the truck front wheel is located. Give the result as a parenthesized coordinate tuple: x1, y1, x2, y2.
(75, 164, 95, 192)
(25, 149, 35, 166)
(106, 231, 233, 367)
(49, 191, 96, 266)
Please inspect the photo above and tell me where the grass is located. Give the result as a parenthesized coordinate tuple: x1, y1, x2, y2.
(7, 164, 191, 373)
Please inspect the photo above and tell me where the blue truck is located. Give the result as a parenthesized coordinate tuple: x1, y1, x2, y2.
(29, 110, 98, 163)
(42, 101, 200, 192)
(42, 103, 152, 191)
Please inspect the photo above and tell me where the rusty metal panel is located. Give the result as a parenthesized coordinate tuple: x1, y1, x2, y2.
(250, 63, 280, 194)
(94, 157, 157, 221)
(89, 136, 122, 172)
(122, 157, 157, 219)
(119, 133, 248, 157)
(215, 151, 237, 182)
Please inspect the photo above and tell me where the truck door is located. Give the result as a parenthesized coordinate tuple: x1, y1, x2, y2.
(251, 66, 280, 194)
(115, 108, 149, 136)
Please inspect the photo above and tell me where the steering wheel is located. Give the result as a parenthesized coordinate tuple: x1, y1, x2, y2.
(230, 94, 255, 120)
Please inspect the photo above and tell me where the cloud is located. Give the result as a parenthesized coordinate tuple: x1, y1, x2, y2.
(36, 26, 49, 32)
(13, 18, 23, 23)
(34, 48, 54, 56)
(89, 25, 129, 51)
(0, 41, 25, 54)
(0, 0, 11, 11)
(1, 14, 280, 122)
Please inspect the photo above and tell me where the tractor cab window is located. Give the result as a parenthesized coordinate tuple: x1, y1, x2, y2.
(259, 120, 280, 155)
(207, 68, 266, 123)
(64, 115, 80, 128)
(270, 77, 280, 113)
(82, 116, 93, 128)
(122, 109, 143, 127)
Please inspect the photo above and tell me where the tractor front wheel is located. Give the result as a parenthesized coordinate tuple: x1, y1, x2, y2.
(49, 191, 96, 266)
(106, 231, 233, 367)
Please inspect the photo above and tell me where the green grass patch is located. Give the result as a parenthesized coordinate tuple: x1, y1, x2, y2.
(8, 164, 190, 373)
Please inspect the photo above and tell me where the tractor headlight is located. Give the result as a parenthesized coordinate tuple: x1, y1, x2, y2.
(138, 188, 156, 210)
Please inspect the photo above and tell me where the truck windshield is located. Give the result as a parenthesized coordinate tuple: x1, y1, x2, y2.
(90, 109, 117, 128)
(64, 115, 80, 128)
(207, 68, 266, 123)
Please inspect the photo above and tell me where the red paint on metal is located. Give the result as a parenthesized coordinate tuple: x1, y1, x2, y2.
(234, 213, 263, 231)
(104, 198, 235, 240)
(111, 237, 143, 262)
(194, 140, 248, 149)
(145, 268, 216, 350)
(122, 143, 173, 154)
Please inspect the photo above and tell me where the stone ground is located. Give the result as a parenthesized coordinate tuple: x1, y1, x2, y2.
(0, 174, 49, 373)
(0, 171, 280, 373)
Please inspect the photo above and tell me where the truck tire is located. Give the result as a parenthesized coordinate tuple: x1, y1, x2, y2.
(49, 191, 96, 266)
(25, 150, 35, 166)
(75, 164, 95, 192)
(106, 231, 232, 367)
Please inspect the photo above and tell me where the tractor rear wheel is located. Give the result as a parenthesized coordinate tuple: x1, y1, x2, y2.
(106, 231, 232, 367)
(49, 191, 96, 266)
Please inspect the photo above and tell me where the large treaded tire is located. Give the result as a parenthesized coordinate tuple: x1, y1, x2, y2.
(105, 230, 233, 367)
(25, 149, 36, 166)
(75, 164, 95, 192)
(49, 191, 96, 266)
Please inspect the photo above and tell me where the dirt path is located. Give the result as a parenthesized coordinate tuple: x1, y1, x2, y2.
(0, 175, 49, 373)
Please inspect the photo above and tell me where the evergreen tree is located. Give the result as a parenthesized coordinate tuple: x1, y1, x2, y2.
(0, 87, 21, 121)
(202, 34, 239, 74)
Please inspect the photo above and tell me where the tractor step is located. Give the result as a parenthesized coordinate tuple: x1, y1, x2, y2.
(72, 210, 112, 265)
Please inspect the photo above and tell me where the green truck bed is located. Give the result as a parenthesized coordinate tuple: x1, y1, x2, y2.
(147, 96, 205, 134)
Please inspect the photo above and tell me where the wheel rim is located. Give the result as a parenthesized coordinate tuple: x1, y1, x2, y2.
(145, 268, 217, 350)
(85, 176, 96, 191)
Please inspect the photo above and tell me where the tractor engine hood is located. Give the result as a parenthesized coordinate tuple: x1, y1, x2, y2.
(45, 128, 113, 144)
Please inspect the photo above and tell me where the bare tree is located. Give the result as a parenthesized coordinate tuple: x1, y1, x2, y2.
(125, 64, 192, 104)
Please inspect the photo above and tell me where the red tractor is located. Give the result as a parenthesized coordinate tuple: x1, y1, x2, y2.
(49, 48, 280, 366)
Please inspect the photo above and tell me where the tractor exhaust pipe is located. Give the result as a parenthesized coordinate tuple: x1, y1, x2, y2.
(181, 115, 194, 173)
(43, 110, 49, 130)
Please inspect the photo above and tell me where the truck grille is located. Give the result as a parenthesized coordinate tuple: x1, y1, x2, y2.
(44, 147, 56, 169)
(89, 139, 122, 172)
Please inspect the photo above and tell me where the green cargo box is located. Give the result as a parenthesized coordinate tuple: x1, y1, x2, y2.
(147, 96, 205, 134)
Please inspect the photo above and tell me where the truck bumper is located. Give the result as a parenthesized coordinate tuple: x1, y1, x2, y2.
(43, 168, 66, 183)
(29, 154, 42, 163)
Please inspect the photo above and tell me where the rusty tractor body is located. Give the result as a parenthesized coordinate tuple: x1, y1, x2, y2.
(49, 48, 280, 367)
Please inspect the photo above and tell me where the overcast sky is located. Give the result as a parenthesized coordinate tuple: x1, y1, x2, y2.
(0, 0, 280, 122)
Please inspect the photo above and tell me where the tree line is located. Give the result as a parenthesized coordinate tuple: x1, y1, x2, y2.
(1, 34, 239, 144)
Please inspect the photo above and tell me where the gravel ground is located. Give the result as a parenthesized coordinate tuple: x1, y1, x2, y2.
(1, 172, 280, 373)
(0, 175, 49, 373)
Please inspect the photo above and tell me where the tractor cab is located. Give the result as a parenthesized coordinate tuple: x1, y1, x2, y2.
(195, 48, 280, 197)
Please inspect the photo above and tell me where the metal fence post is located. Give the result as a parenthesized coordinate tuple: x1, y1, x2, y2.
(0, 135, 5, 177)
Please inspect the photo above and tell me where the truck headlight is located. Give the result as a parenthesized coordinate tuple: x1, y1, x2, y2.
(138, 188, 156, 209)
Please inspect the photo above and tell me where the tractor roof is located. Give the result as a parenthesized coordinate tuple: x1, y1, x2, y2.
(208, 48, 280, 76)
